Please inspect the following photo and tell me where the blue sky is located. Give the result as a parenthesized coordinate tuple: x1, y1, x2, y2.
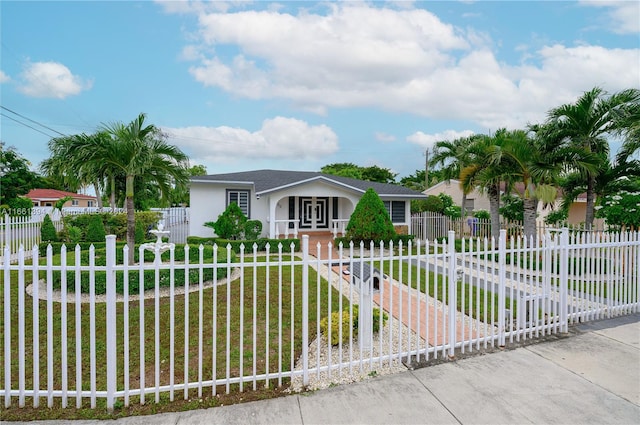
(1, 0, 639, 181)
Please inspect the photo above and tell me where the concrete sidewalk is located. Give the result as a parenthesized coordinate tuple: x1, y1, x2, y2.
(13, 313, 640, 425)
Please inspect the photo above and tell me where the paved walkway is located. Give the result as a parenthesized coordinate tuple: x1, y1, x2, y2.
(13, 313, 639, 425)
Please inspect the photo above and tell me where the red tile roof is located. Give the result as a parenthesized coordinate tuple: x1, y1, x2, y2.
(24, 188, 96, 200)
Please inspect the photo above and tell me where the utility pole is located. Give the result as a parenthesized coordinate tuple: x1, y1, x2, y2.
(424, 148, 429, 190)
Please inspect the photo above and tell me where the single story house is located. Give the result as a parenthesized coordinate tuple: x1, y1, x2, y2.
(24, 188, 97, 208)
(189, 169, 426, 239)
(423, 179, 490, 213)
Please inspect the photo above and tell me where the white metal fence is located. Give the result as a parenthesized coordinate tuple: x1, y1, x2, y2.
(410, 211, 607, 241)
(0, 208, 189, 261)
(150, 207, 189, 244)
(1, 229, 639, 410)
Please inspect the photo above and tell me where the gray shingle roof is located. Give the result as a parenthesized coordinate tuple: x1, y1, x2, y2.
(190, 169, 425, 198)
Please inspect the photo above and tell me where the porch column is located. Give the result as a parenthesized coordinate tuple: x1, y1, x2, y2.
(268, 196, 277, 239)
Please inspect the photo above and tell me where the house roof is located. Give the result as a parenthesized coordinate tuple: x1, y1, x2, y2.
(24, 188, 96, 201)
(191, 169, 426, 198)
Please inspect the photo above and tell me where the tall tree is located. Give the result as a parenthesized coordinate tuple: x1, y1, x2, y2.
(545, 87, 640, 229)
(321, 163, 397, 183)
(498, 128, 562, 239)
(431, 135, 477, 218)
(100, 113, 189, 262)
(41, 132, 114, 209)
(459, 132, 513, 241)
(0, 142, 43, 205)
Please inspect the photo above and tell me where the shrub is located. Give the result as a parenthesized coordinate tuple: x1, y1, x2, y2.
(545, 209, 568, 226)
(500, 194, 523, 222)
(86, 214, 106, 242)
(473, 209, 490, 220)
(66, 226, 82, 244)
(204, 202, 247, 240)
(320, 305, 389, 346)
(40, 214, 59, 243)
(320, 311, 353, 345)
(424, 195, 444, 213)
(345, 188, 396, 243)
(244, 219, 262, 240)
(62, 211, 160, 241)
(135, 221, 146, 243)
(443, 204, 461, 218)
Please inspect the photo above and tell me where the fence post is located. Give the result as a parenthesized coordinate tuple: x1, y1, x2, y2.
(447, 230, 457, 359)
(301, 235, 309, 386)
(5, 213, 11, 255)
(559, 228, 569, 333)
(4, 245, 11, 408)
(105, 235, 117, 411)
(498, 229, 507, 347)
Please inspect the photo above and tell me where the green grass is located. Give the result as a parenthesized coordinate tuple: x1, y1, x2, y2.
(0, 250, 345, 421)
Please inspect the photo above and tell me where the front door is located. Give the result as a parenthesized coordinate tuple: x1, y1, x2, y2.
(299, 197, 329, 230)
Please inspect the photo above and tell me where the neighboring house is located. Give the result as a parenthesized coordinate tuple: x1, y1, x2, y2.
(423, 180, 490, 213)
(423, 179, 603, 227)
(190, 170, 426, 239)
(24, 188, 97, 208)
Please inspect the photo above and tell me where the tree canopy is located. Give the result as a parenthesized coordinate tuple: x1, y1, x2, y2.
(0, 142, 43, 206)
(321, 163, 397, 184)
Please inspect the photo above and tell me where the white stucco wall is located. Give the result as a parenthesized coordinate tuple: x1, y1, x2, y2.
(423, 180, 491, 212)
(189, 181, 258, 238)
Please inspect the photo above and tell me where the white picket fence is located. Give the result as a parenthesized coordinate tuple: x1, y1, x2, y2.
(1, 229, 639, 410)
(0, 208, 189, 262)
(150, 207, 189, 244)
(410, 211, 607, 241)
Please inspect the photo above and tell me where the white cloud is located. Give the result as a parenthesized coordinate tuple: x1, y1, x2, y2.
(375, 132, 396, 142)
(0, 70, 10, 83)
(580, 1, 640, 34)
(163, 116, 339, 164)
(17, 61, 92, 99)
(172, 3, 638, 130)
(407, 130, 475, 149)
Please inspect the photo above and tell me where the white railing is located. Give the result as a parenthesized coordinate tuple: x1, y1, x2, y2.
(274, 219, 299, 239)
(0, 213, 64, 261)
(0, 208, 189, 260)
(331, 219, 349, 238)
(409, 212, 609, 242)
(150, 207, 189, 244)
(1, 229, 639, 410)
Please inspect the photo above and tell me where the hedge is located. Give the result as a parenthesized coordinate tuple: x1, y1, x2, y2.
(186, 236, 300, 253)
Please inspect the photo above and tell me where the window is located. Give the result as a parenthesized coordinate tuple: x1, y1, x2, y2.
(227, 190, 250, 217)
(87, 201, 94, 207)
(72, 199, 79, 206)
(383, 200, 406, 223)
(464, 198, 475, 212)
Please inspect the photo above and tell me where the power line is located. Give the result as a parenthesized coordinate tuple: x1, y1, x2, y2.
(0, 106, 66, 136)
(0, 113, 57, 138)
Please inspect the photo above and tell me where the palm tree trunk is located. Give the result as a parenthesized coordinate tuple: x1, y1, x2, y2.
(126, 175, 135, 264)
(108, 174, 116, 211)
(461, 192, 467, 220)
(585, 175, 596, 230)
(93, 181, 103, 209)
(488, 183, 501, 241)
(523, 197, 539, 241)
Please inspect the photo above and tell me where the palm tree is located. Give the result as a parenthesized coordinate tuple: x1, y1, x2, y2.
(499, 128, 561, 240)
(459, 132, 513, 241)
(545, 87, 640, 229)
(99, 113, 189, 262)
(431, 135, 476, 218)
(41, 133, 110, 209)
